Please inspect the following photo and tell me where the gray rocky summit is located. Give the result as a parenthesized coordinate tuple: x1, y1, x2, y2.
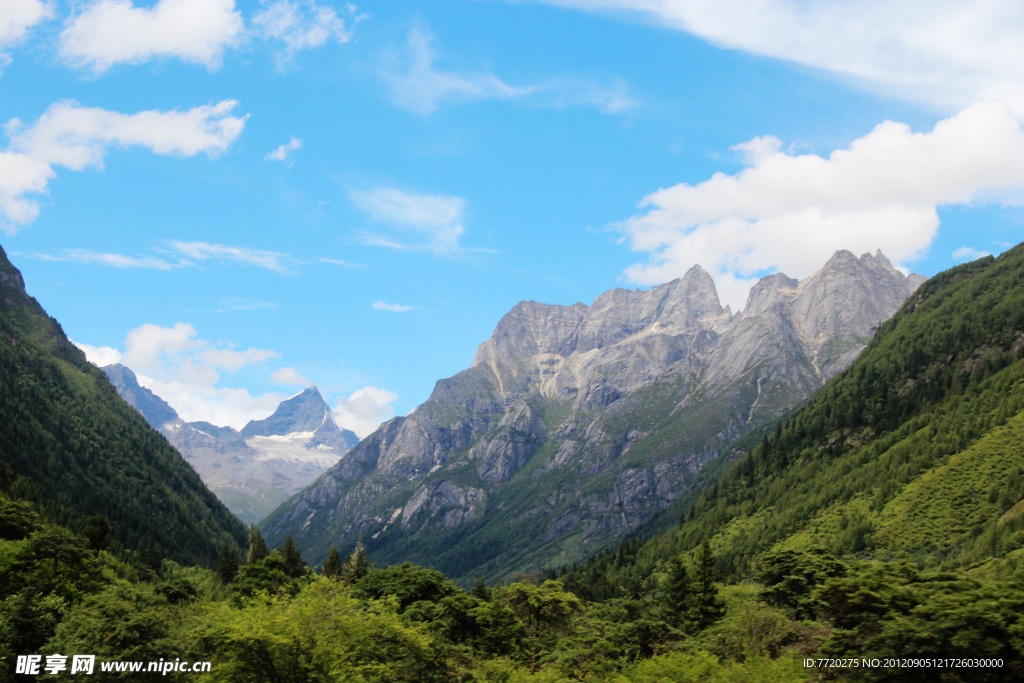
(262, 250, 924, 579)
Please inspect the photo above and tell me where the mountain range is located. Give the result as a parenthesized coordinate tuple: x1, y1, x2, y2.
(101, 366, 358, 524)
(261, 249, 925, 580)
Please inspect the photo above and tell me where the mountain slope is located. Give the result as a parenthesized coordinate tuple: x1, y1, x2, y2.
(103, 367, 358, 524)
(0, 244, 246, 563)
(561, 244, 1024, 598)
(263, 250, 923, 580)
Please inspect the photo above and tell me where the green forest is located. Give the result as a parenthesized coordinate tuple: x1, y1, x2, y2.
(4, 242, 1024, 681)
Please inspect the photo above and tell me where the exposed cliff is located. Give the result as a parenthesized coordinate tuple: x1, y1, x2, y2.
(262, 250, 923, 580)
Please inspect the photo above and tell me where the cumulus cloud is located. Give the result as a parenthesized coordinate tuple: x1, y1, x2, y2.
(332, 386, 397, 438)
(253, 0, 363, 70)
(350, 187, 467, 254)
(618, 101, 1024, 311)
(0, 99, 247, 231)
(57, 0, 365, 74)
(167, 241, 301, 275)
(73, 341, 123, 367)
(537, 0, 1024, 117)
(383, 24, 635, 115)
(952, 246, 992, 262)
(0, 0, 51, 63)
(372, 301, 414, 312)
(265, 136, 302, 166)
(86, 322, 285, 428)
(270, 366, 311, 386)
(59, 0, 245, 74)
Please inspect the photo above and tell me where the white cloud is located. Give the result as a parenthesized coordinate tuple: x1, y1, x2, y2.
(265, 136, 302, 166)
(536, 0, 1024, 117)
(218, 297, 279, 311)
(618, 101, 1024, 311)
(26, 248, 178, 269)
(0, 99, 247, 231)
(383, 24, 635, 115)
(253, 0, 362, 70)
(332, 386, 397, 438)
(59, 0, 244, 74)
(372, 301, 414, 312)
(270, 366, 311, 386)
(168, 241, 301, 275)
(319, 257, 363, 268)
(0, 0, 51, 60)
(350, 187, 467, 254)
(91, 322, 286, 428)
(952, 246, 992, 262)
(73, 341, 123, 367)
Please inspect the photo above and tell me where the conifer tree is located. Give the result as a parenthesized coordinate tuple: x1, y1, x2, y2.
(691, 540, 725, 631)
(471, 576, 491, 601)
(662, 554, 693, 628)
(218, 544, 239, 584)
(322, 547, 342, 579)
(139, 535, 162, 576)
(83, 514, 109, 552)
(278, 535, 307, 578)
(340, 537, 371, 585)
(247, 524, 269, 564)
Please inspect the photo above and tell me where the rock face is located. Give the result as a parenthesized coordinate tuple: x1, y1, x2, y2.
(261, 250, 925, 580)
(102, 366, 359, 524)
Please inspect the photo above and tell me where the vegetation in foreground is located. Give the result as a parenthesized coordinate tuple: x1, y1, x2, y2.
(3, 495, 1023, 682)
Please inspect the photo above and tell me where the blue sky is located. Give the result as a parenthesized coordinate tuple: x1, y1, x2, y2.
(3, 0, 1023, 434)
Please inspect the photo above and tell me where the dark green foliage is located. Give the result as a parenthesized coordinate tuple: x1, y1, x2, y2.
(82, 514, 109, 552)
(661, 555, 692, 628)
(246, 523, 268, 565)
(355, 562, 459, 610)
(471, 576, 491, 601)
(276, 535, 307, 579)
(233, 553, 295, 601)
(217, 544, 239, 584)
(816, 562, 1024, 682)
(0, 245, 246, 566)
(758, 546, 846, 620)
(154, 576, 197, 605)
(691, 541, 725, 631)
(321, 546, 342, 579)
(0, 496, 38, 540)
(138, 536, 162, 577)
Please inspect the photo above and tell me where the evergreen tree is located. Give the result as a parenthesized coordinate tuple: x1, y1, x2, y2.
(471, 576, 491, 601)
(322, 547, 342, 579)
(278, 535, 307, 579)
(340, 538, 371, 585)
(139, 535, 162, 576)
(218, 544, 239, 584)
(247, 524, 269, 564)
(691, 540, 725, 631)
(83, 514, 109, 552)
(662, 554, 693, 628)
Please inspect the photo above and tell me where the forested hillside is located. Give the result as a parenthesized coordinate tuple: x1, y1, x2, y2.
(0, 245, 246, 565)
(559, 244, 1024, 597)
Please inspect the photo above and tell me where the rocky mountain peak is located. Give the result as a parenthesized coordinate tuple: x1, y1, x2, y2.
(101, 363, 180, 430)
(241, 386, 332, 437)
